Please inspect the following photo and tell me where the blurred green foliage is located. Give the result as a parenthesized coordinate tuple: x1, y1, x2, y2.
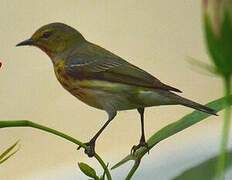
(204, 12, 232, 78)
(204, 2, 232, 179)
(174, 151, 232, 180)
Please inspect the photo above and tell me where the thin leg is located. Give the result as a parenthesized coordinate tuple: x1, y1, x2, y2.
(78, 111, 116, 157)
(131, 107, 149, 154)
(138, 107, 145, 144)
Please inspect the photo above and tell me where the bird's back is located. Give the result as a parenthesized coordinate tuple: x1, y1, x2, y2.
(64, 42, 182, 93)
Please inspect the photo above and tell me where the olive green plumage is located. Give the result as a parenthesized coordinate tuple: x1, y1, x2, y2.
(17, 22, 216, 157)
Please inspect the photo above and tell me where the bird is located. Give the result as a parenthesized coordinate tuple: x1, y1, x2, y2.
(16, 22, 217, 157)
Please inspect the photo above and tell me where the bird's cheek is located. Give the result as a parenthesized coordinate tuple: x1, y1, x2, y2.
(55, 41, 66, 52)
(33, 40, 43, 48)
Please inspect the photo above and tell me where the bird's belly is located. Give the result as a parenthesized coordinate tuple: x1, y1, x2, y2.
(69, 84, 140, 111)
(73, 86, 175, 111)
(56, 78, 141, 111)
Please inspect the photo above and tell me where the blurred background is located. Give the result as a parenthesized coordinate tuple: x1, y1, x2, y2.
(0, 0, 231, 179)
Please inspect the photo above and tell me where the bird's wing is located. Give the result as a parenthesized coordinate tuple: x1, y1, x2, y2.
(65, 44, 182, 92)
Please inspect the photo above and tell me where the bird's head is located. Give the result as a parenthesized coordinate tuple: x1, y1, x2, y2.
(16, 22, 86, 58)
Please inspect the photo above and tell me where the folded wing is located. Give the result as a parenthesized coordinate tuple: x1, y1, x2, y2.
(65, 43, 182, 93)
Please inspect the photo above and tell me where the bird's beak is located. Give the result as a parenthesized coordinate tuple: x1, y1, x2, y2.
(16, 39, 34, 47)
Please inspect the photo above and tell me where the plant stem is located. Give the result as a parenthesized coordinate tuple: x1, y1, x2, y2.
(216, 77, 231, 180)
(0, 120, 112, 180)
(126, 159, 141, 180)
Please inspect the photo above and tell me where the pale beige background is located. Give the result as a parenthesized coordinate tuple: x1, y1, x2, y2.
(0, 0, 230, 179)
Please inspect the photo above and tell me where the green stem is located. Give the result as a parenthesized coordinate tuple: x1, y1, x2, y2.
(216, 77, 231, 180)
(125, 159, 141, 180)
(0, 120, 112, 180)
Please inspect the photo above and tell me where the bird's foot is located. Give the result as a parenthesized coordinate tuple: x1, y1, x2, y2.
(77, 140, 95, 157)
(131, 141, 149, 155)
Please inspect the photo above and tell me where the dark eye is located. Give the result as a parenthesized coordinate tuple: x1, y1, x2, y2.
(41, 31, 52, 39)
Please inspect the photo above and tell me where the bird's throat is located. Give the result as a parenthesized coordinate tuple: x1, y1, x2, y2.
(39, 46, 55, 59)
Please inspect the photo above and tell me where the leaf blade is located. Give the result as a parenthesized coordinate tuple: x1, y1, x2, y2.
(78, 162, 99, 179)
(0, 140, 20, 164)
(0, 149, 19, 164)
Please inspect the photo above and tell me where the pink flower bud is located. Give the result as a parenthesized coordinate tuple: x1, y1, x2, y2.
(203, 0, 232, 37)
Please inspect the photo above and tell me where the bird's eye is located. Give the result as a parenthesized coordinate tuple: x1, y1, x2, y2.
(41, 31, 52, 39)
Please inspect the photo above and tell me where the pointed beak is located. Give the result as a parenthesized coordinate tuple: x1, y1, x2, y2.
(16, 39, 34, 47)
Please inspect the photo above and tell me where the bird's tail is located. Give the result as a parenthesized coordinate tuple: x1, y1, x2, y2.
(173, 94, 217, 115)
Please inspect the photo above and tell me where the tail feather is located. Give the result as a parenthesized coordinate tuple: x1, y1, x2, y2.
(171, 93, 217, 116)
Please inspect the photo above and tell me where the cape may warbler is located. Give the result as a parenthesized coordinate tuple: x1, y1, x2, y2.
(17, 23, 216, 157)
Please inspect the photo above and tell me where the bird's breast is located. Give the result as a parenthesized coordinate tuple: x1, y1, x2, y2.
(53, 62, 105, 109)
(54, 62, 71, 88)
(54, 61, 84, 97)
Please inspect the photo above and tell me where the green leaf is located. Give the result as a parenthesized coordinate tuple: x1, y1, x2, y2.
(173, 150, 232, 180)
(78, 162, 99, 180)
(111, 155, 134, 170)
(0, 140, 20, 164)
(112, 96, 232, 170)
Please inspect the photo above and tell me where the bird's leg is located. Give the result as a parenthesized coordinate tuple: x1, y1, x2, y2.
(131, 108, 149, 155)
(78, 111, 116, 157)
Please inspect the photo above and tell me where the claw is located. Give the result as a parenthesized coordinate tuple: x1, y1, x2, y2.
(77, 141, 95, 157)
(77, 145, 82, 150)
(130, 141, 149, 155)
